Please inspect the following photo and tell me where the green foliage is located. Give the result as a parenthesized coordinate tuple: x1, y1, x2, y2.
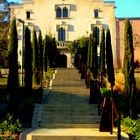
(38, 30, 43, 76)
(87, 34, 92, 69)
(44, 34, 57, 69)
(32, 29, 40, 84)
(69, 37, 88, 69)
(0, 40, 8, 68)
(0, 113, 23, 135)
(123, 19, 136, 117)
(25, 27, 32, 94)
(100, 88, 111, 98)
(79, 37, 89, 64)
(100, 28, 106, 75)
(44, 34, 49, 72)
(122, 115, 140, 140)
(106, 28, 115, 88)
(91, 28, 98, 79)
(69, 39, 80, 56)
(7, 18, 19, 112)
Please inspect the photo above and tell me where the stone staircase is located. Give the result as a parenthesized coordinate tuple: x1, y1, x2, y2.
(37, 68, 101, 128)
(20, 68, 129, 140)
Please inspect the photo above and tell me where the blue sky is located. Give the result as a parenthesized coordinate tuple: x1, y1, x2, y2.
(7, 0, 140, 18)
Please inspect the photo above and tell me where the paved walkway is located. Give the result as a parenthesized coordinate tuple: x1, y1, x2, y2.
(20, 68, 129, 140)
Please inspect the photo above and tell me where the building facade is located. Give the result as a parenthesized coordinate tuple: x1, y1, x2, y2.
(116, 18, 140, 68)
(10, 0, 140, 69)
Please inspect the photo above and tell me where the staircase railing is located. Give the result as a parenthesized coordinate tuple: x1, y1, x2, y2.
(100, 96, 121, 140)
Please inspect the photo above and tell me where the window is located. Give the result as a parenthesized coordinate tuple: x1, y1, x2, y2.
(95, 27, 100, 45)
(94, 10, 99, 18)
(26, 11, 31, 19)
(56, 7, 61, 18)
(58, 27, 65, 41)
(63, 7, 68, 18)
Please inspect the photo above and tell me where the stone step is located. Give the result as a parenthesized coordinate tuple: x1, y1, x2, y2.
(39, 124, 100, 128)
(41, 115, 100, 120)
(41, 111, 98, 115)
(42, 104, 98, 108)
(39, 118, 100, 124)
(20, 128, 125, 140)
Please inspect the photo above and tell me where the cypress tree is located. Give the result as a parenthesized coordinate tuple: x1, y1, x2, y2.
(49, 37, 57, 67)
(89, 28, 98, 104)
(100, 28, 106, 76)
(87, 34, 92, 69)
(7, 18, 19, 113)
(25, 27, 32, 95)
(32, 29, 40, 84)
(106, 28, 115, 91)
(38, 30, 43, 84)
(38, 30, 43, 71)
(44, 34, 49, 72)
(123, 19, 136, 117)
(89, 34, 93, 71)
(91, 27, 98, 79)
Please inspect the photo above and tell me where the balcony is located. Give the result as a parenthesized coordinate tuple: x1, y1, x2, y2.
(57, 41, 71, 49)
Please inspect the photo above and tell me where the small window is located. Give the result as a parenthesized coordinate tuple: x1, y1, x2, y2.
(26, 11, 31, 19)
(63, 7, 68, 18)
(94, 10, 99, 18)
(56, 7, 61, 18)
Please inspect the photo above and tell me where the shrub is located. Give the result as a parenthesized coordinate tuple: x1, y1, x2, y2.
(121, 115, 140, 140)
(0, 113, 23, 135)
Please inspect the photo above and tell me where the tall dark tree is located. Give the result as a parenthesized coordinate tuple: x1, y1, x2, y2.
(48, 37, 57, 67)
(25, 26, 32, 95)
(38, 30, 43, 85)
(32, 29, 40, 84)
(100, 28, 106, 76)
(44, 34, 49, 72)
(7, 18, 19, 113)
(123, 19, 136, 117)
(87, 34, 92, 70)
(38, 30, 43, 70)
(91, 27, 98, 79)
(89, 28, 99, 104)
(106, 28, 115, 91)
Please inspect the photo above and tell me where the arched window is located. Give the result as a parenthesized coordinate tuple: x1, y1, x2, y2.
(58, 27, 66, 41)
(56, 7, 61, 18)
(63, 7, 68, 18)
(95, 27, 100, 45)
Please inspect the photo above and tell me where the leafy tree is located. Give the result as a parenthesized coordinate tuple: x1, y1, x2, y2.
(24, 26, 32, 95)
(100, 28, 106, 76)
(69, 39, 80, 68)
(106, 28, 115, 91)
(7, 18, 19, 113)
(32, 29, 40, 84)
(123, 19, 136, 117)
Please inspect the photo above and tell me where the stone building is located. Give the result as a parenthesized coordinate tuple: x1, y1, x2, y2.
(10, 0, 116, 68)
(10, 0, 140, 69)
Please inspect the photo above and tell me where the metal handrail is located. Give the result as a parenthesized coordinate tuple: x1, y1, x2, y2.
(100, 96, 121, 140)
